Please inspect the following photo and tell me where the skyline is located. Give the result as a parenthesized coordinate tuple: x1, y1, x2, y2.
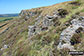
(0, 0, 71, 14)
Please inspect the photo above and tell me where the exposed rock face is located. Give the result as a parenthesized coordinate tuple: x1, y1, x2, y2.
(61, 43, 75, 51)
(28, 25, 41, 37)
(57, 16, 84, 51)
(35, 16, 42, 26)
(28, 25, 37, 37)
(19, 10, 37, 21)
(19, 8, 43, 21)
(42, 9, 68, 28)
(27, 9, 68, 37)
(19, 10, 28, 17)
(28, 16, 42, 37)
(42, 13, 61, 27)
(43, 15, 54, 27)
(28, 15, 56, 37)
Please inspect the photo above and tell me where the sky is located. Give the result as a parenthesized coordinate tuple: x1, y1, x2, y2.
(0, 0, 71, 14)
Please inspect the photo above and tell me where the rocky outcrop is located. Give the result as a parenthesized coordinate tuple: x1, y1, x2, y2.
(19, 10, 35, 21)
(35, 16, 42, 26)
(57, 16, 84, 51)
(19, 8, 43, 21)
(28, 13, 58, 37)
(28, 25, 36, 37)
(28, 25, 41, 37)
(28, 8, 68, 37)
(43, 15, 54, 27)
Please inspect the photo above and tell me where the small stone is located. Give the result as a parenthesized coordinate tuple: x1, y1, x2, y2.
(3, 45, 8, 49)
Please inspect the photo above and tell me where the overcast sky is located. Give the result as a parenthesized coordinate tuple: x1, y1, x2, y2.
(0, 0, 71, 14)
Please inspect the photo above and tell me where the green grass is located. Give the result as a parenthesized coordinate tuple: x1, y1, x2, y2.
(0, 17, 17, 20)
(0, 17, 18, 22)
(0, 18, 13, 22)
(81, 9, 84, 12)
(72, 6, 78, 9)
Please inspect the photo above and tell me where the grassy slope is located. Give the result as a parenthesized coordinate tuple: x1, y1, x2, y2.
(0, 0, 84, 56)
(0, 17, 17, 20)
(0, 17, 18, 35)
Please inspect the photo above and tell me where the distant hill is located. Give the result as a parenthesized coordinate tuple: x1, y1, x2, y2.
(0, 13, 19, 17)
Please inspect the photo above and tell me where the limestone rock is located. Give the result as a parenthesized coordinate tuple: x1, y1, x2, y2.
(28, 25, 36, 37)
(19, 10, 38, 19)
(61, 43, 75, 51)
(28, 25, 41, 37)
(43, 15, 54, 27)
(35, 16, 42, 26)
(57, 16, 84, 51)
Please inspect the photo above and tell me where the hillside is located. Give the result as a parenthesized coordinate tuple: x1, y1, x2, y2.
(0, 14, 19, 17)
(0, 0, 84, 56)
